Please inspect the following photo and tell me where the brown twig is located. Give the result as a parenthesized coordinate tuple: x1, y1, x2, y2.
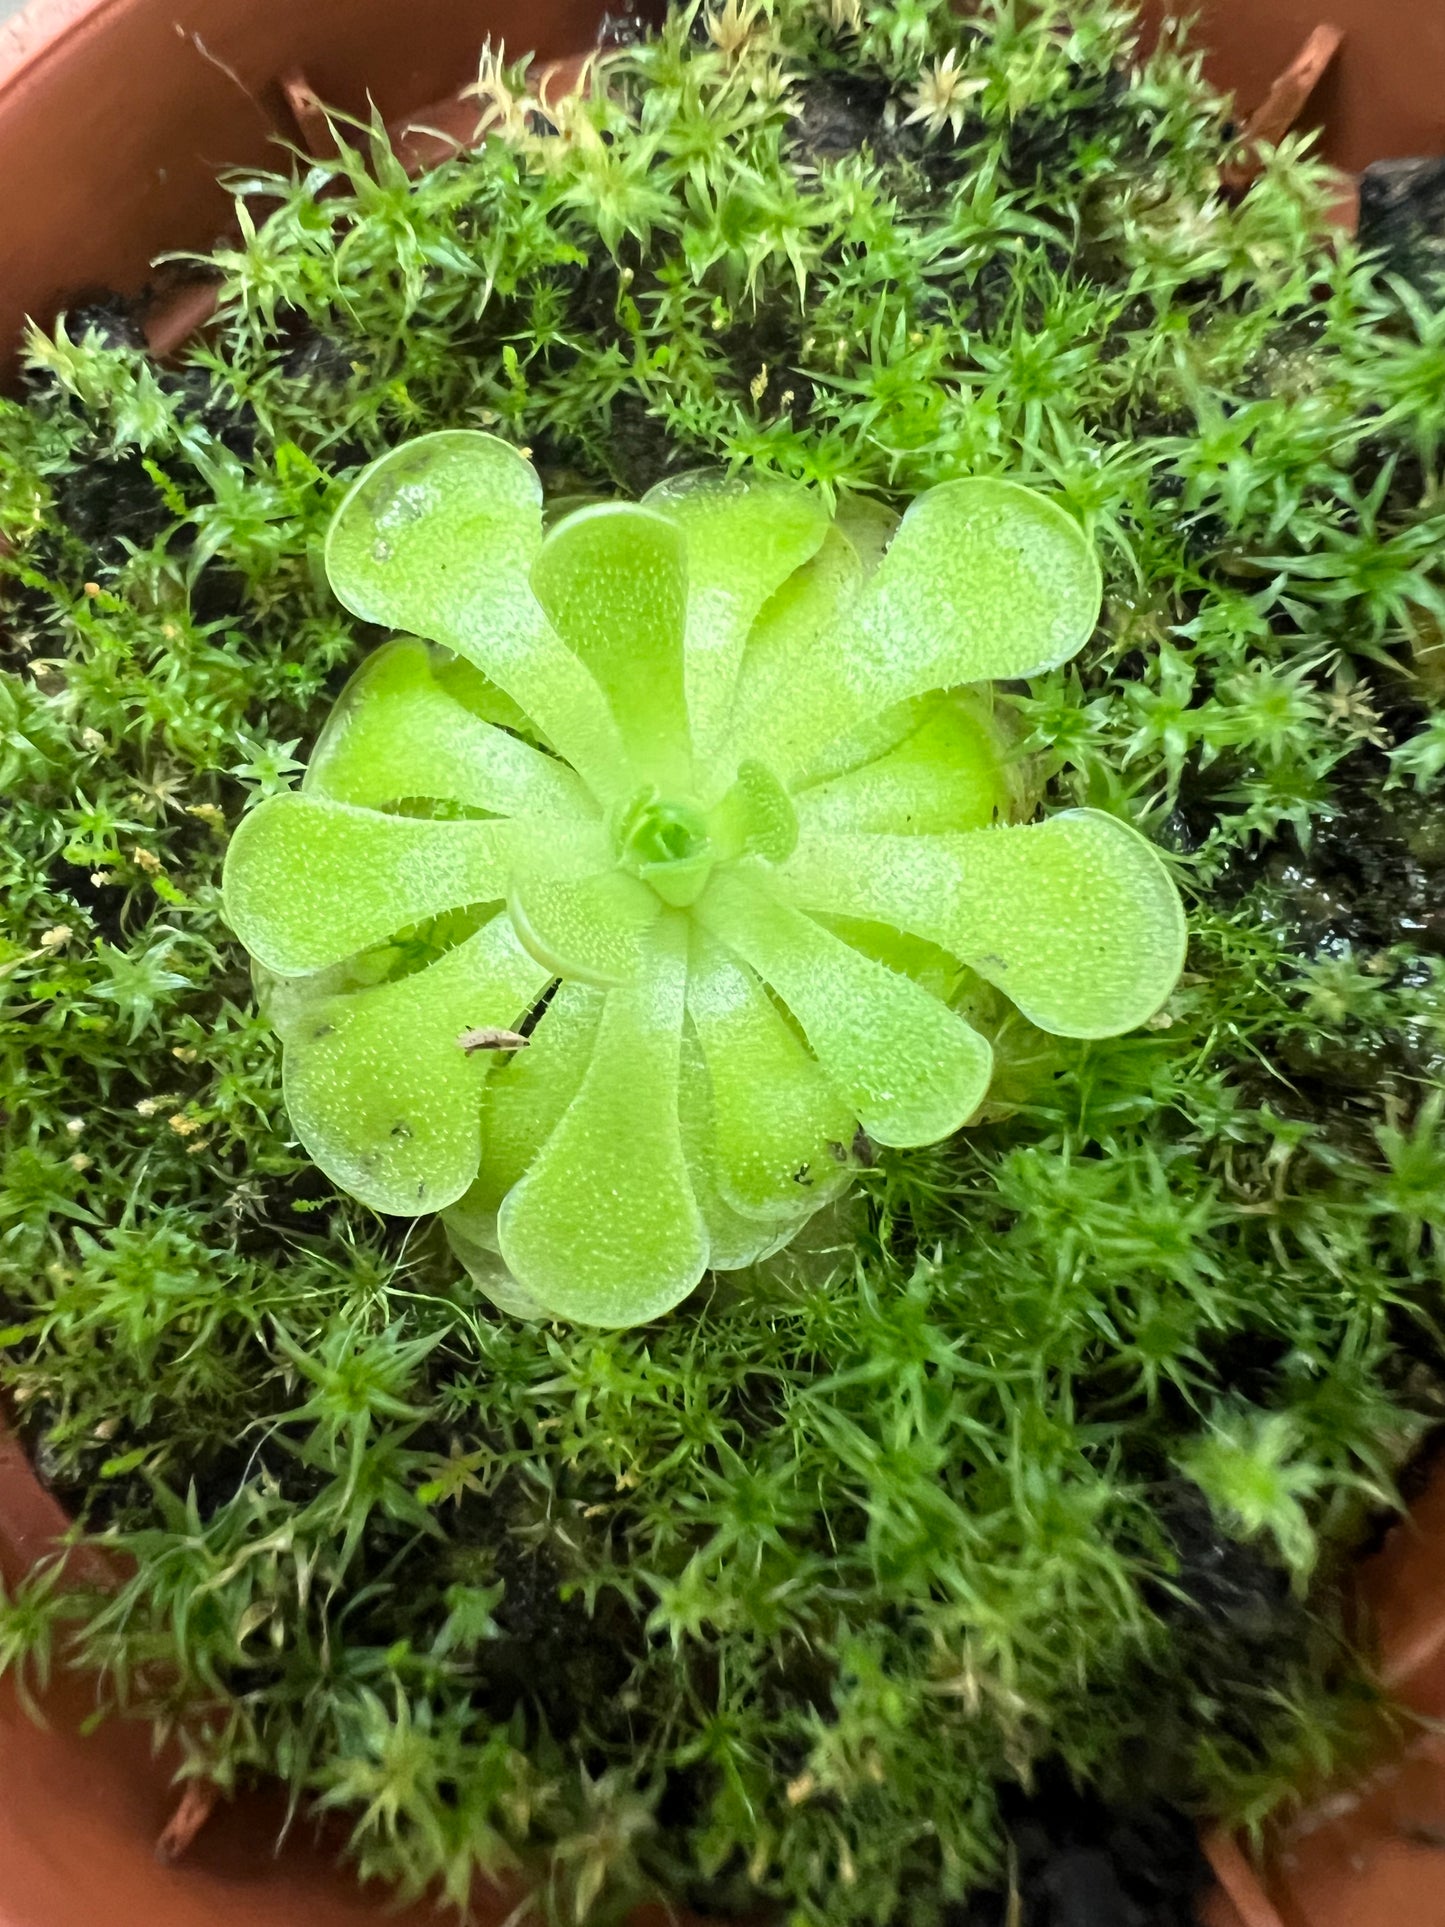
(278, 66, 335, 161)
(155, 1778, 220, 1864)
(1221, 25, 1345, 192)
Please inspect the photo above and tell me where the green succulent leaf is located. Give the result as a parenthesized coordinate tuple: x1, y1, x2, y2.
(697, 865, 994, 1147)
(306, 638, 593, 822)
(831, 493, 901, 575)
(429, 654, 534, 735)
(782, 808, 1187, 1037)
(853, 478, 1102, 685)
(708, 758, 798, 863)
(642, 471, 830, 766)
(687, 930, 855, 1219)
(530, 502, 692, 789)
(678, 1026, 804, 1270)
(508, 856, 662, 986)
(792, 696, 932, 790)
(443, 980, 609, 1318)
(731, 480, 1100, 781)
(223, 794, 524, 975)
(497, 917, 708, 1325)
(461, 981, 604, 1219)
(793, 693, 1013, 835)
(728, 523, 865, 777)
(441, 1207, 550, 1321)
(279, 916, 549, 1215)
(325, 432, 629, 800)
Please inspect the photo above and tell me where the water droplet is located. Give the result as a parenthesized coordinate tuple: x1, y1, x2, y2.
(375, 481, 434, 531)
(372, 538, 393, 564)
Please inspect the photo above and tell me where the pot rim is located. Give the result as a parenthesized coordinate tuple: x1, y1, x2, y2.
(0, 0, 133, 98)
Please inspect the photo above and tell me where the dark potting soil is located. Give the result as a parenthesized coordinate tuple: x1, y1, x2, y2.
(951, 1774, 1209, 1927)
(53, 451, 173, 567)
(1357, 155, 1445, 285)
(1150, 1479, 1297, 1653)
(933, 1490, 1294, 1927)
(1220, 749, 1445, 1153)
(787, 70, 903, 164)
(429, 1469, 652, 1748)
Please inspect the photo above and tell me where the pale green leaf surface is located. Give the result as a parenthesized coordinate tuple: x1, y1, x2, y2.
(281, 917, 549, 1216)
(508, 858, 662, 986)
(325, 433, 628, 800)
(732, 481, 1100, 781)
(794, 693, 1013, 835)
(642, 472, 829, 766)
(306, 639, 593, 822)
(782, 809, 1187, 1037)
(726, 524, 864, 782)
(696, 866, 993, 1146)
(816, 914, 963, 1004)
(442, 1206, 550, 1320)
(463, 981, 604, 1217)
(789, 695, 930, 789)
(430, 656, 533, 736)
(848, 478, 1101, 685)
(687, 931, 854, 1219)
(223, 794, 533, 976)
(530, 503, 692, 789)
(677, 1027, 803, 1270)
(707, 759, 798, 863)
(498, 917, 708, 1326)
(831, 493, 900, 576)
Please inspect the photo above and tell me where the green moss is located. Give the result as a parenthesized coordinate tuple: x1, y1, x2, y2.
(1, 1, 1444, 1920)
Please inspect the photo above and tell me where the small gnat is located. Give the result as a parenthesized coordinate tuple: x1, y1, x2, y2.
(457, 1026, 530, 1054)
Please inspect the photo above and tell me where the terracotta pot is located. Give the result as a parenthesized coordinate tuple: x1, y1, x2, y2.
(3, 3, 1445, 1925)
(0, 0, 616, 379)
(1199, 1452, 1445, 1927)
(1140, 0, 1445, 175)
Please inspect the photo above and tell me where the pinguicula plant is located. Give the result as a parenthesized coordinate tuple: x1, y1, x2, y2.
(221, 431, 1185, 1325)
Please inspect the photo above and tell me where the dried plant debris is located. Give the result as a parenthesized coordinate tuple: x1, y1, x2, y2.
(2, 2, 1445, 1922)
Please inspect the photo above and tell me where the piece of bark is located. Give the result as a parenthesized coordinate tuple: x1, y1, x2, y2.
(155, 1779, 220, 1864)
(279, 67, 335, 161)
(1221, 25, 1345, 192)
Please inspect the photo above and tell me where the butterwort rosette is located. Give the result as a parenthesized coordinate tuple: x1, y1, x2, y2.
(222, 433, 1185, 1326)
